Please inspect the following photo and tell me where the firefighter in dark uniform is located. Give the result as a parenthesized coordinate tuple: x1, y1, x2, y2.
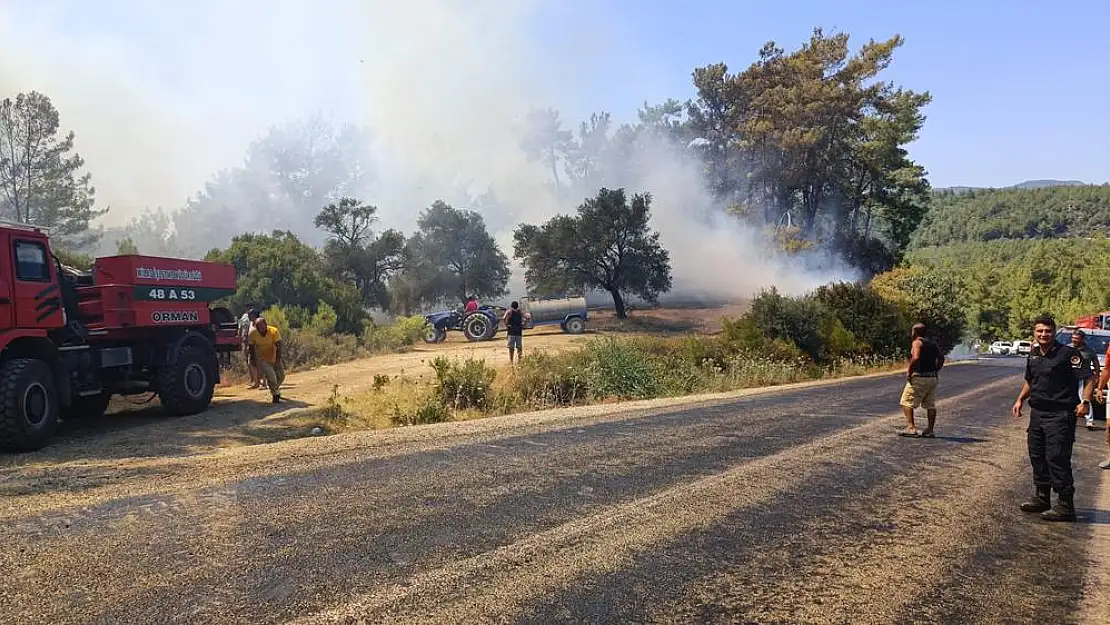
(1012, 314, 1094, 522)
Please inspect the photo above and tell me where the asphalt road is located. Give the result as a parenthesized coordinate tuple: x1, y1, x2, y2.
(2, 357, 1109, 625)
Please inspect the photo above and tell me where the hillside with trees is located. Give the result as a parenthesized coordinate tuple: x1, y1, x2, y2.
(910, 184, 1110, 248)
(902, 239, 1110, 341)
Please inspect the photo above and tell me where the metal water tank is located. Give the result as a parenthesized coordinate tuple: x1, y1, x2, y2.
(524, 296, 587, 324)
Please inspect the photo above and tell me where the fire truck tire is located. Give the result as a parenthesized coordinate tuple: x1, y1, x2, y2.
(62, 391, 112, 421)
(158, 344, 216, 416)
(0, 358, 61, 452)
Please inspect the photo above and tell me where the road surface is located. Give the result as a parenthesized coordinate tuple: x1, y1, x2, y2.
(1, 358, 1108, 624)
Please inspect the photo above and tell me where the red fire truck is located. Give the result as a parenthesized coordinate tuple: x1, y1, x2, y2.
(0, 221, 239, 452)
(1074, 311, 1110, 330)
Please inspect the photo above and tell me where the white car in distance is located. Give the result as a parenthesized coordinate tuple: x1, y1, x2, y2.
(988, 340, 1014, 355)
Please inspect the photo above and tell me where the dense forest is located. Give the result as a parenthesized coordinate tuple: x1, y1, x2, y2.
(906, 238, 1110, 341)
(911, 184, 1110, 249)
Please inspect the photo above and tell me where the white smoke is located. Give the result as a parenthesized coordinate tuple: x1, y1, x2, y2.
(0, 0, 856, 304)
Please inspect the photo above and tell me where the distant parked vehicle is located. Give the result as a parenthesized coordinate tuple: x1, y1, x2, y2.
(988, 341, 1014, 355)
(1014, 340, 1032, 355)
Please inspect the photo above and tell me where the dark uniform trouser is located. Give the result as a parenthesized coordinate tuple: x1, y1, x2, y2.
(1027, 407, 1077, 496)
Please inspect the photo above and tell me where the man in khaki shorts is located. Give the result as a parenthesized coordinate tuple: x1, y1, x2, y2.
(900, 322, 945, 437)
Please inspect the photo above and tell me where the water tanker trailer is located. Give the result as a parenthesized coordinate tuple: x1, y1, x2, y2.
(519, 296, 588, 334)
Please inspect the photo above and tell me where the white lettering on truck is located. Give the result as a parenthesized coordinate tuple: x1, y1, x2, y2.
(136, 267, 203, 282)
(152, 310, 201, 324)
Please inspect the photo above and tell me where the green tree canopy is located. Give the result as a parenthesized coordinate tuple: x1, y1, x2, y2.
(0, 91, 106, 250)
(315, 197, 406, 311)
(905, 239, 1110, 341)
(397, 200, 510, 308)
(513, 187, 672, 318)
(205, 230, 365, 333)
(869, 264, 967, 354)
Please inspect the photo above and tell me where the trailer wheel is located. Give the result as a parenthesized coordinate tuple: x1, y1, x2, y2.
(564, 316, 586, 334)
(424, 324, 446, 344)
(463, 313, 495, 341)
(0, 358, 60, 452)
(62, 391, 112, 421)
(157, 344, 216, 416)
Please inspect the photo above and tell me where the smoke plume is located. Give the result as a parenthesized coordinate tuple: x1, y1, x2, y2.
(0, 0, 857, 305)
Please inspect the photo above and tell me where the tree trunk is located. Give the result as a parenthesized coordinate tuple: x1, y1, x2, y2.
(609, 287, 627, 319)
(549, 147, 561, 189)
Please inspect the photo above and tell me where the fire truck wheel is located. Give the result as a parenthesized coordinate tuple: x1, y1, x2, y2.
(0, 358, 60, 452)
(158, 344, 216, 416)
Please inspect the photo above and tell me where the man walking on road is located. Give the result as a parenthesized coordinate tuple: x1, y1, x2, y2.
(899, 322, 944, 438)
(503, 301, 525, 365)
(1070, 329, 1101, 431)
(1012, 314, 1094, 522)
(248, 316, 285, 403)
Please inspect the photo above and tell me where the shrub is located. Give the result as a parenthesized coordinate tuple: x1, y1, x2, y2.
(429, 356, 497, 410)
(817, 315, 861, 360)
(308, 302, 338, 336)
(261, 305, 291, 333)
(391, 396, 450, 426)
(720, 315, 768, 352)
(500, 350, 590, 409)
(362, 316, 430, 353)
(870, 265, 968, 354)
(814, 281, 908, 357)
(745, 287, 828, 359)
(279, 329, 363, 370)
(736, 287, 871, 363)
(584, 337, 662, 400)
(279, 305, 312, 329)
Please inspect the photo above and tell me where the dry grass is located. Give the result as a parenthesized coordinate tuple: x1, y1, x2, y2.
(287, 336, 903, 437)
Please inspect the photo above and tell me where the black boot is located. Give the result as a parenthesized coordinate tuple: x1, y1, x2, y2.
(1041, 493, 1077, 522)
(1020, 486, 1051, 513)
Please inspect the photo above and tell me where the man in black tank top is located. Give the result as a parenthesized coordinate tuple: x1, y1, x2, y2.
(899, 322, 945, 437)
(503, 301, 524, 364)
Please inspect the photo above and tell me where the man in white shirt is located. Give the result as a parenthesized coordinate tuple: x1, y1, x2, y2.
(238, 305, 264, 389)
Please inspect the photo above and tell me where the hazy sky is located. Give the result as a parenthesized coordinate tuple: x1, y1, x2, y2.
(1, 0, 1107, 227)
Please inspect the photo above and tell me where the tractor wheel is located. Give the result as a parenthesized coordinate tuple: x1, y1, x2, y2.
(157, 344, 216, 416)
(463, 313, 495, 341)
(424, 324, 447, 344)
(0, 358, 61, 452)
(564, 316, 586, 334)
(62, 391, 112, 421)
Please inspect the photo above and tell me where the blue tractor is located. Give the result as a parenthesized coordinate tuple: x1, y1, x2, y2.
(423, 305, 505, 343)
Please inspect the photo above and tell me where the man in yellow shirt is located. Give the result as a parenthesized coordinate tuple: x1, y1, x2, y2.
(248, 317, 285, 403)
